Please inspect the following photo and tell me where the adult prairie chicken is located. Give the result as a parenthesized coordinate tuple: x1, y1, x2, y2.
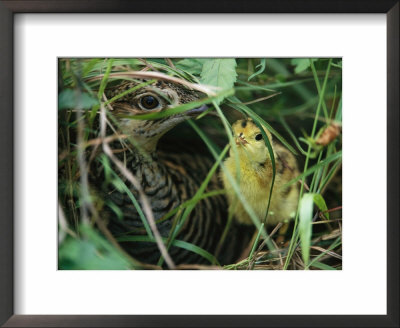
(90, 77, 253, 268)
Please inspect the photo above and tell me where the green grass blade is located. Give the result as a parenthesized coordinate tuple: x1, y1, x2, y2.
(335, 95, 342, 122)
(309, 151, 324, 192)
(284, 58, 333, 269)
(279, 115, 308, 155)
(212, 101, 267, 238)
(82, 58, 104, 77)
(156, 144, 230, 267)
(237, 78, 315, 91)
(251, 119, 276, 224)
(281, 150, 342, 189)
(313, 194, 329, 220)
(117, 235, 219, 265)
(248, 223, 264, 259)
(98, 155, 153, 239)
(318, 158, 342, 193)
(121, 89, 234, 121)
(174, 145, 230, 235)
(155, 189, 225, 225)
(310, 60, 329, 119)
(97, 59, 114, 100)
(299, 193, 314, 267)
(306, 237, 342, 270)
(187, 120, 221, 156)
(248, 58, 266, 81)
(228, 96, 298, 156)
(92, 79, 156, 114)
(310, 261, 337, 270)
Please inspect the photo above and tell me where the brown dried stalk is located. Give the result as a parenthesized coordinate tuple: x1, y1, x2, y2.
(99, 101, 176, 269)
(87, 71, 219, 96)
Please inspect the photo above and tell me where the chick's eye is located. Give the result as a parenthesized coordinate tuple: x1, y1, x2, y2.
(140, 95, 159, 110)
(255, 134, 263, 141)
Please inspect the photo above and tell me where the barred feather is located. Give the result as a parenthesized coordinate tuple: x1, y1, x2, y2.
(90, 79, 253, 267)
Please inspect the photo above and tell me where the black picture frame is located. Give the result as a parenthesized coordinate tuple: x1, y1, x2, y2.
(0, 1, 398, 327)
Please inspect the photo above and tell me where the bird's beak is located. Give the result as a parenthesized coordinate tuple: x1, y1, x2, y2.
(186, 104, 208, 117)
(235, 136, 248, 145)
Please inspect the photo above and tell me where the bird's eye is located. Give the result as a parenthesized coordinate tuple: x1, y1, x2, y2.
(255, 134, 263, 141)
(140, 95, 159, 110)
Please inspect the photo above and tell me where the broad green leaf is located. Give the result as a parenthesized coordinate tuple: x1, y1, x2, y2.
(291, 58, 317, 74)
(175, 58, 207, 75)
(58, 89, 99, 110)
(200, 59, 237, 105)
(58, 224, 133, 270)
(299, 193, 314, 267)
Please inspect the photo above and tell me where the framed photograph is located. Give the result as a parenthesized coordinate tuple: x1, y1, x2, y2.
(56, 56, 343, 271)
(1, 1, 398, 327)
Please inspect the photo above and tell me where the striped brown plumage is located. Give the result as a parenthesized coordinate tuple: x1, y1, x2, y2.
(91, 79, 253, 267)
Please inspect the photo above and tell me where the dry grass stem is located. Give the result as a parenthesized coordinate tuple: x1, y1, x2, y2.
(86, 134, 129, 147)
(175, 264, 221, 270)
(87, 71, 219, 96)
(310, 246, 342, 260)
(298, 179, 310, 191)
(255, 222, 283, 255)
(58, 203, 77, 241)
(99, 101, 176, 269)
(138, 58, 160, 72)
(271, 239, 284, 267)
(165, 58, 176, 69)
(312, 218, 342, 225)
(75, 92, 91, 225)
(72, 90, 144, 268)
(321, 229, 342, 240)
(248, 222, 283, 269)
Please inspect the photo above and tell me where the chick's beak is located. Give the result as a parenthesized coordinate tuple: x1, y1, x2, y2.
(235, 135, 248, 145)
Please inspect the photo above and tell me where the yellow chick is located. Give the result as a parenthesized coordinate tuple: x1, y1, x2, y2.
(221, 118, 299, 226)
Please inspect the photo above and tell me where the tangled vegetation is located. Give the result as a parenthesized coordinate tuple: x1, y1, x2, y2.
(58, 58, 342, 270)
